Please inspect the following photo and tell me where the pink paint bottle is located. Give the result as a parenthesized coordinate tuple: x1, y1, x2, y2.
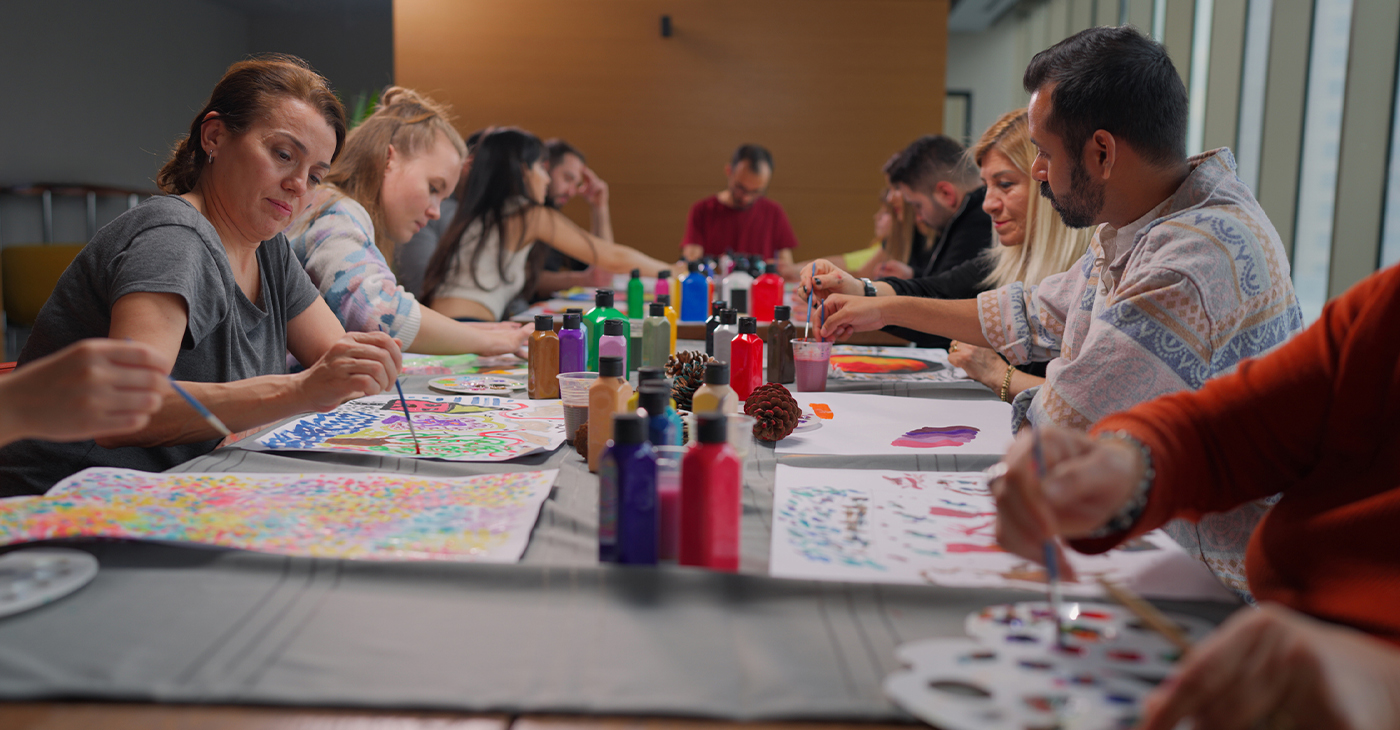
(730, 316, 764, 401)
(679, 413, 742, 572)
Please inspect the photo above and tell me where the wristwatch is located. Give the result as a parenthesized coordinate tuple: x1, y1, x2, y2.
(860, 277, 877, 297)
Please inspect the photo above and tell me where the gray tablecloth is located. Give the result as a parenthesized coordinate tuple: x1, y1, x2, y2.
(0, 358, 1240, 720)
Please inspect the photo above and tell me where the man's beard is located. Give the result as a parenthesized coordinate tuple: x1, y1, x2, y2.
(1039, 160, 1104, 229)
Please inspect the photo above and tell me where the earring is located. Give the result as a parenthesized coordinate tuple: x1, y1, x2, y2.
(207, 153, 213, 164)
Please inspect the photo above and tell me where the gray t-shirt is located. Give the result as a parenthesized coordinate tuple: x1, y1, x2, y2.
(0, 195, 320, 496)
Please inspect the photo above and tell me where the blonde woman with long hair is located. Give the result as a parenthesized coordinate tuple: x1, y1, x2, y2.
(285, 87, 529, 357)
(947, 109, 1092, 400)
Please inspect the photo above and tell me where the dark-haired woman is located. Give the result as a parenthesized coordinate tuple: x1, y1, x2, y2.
(422, 128, 680, 322)
(0, 55, 401, 496)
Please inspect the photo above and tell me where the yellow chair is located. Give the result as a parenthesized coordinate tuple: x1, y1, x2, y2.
(1, 244, 86, 328)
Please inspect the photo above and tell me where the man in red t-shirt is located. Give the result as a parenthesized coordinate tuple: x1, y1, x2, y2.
(681, 144, 799, 267)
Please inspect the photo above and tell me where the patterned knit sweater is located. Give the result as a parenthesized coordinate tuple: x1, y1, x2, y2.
(977, 148, 1304, 595)
(285, 191, 423, 349)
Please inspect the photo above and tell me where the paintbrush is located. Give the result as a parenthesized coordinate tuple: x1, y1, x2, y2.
(394, 379, 422, 455)
(804, 263, 815, 341)
(1034, 428, 1065, 648)
(168, 377, 232, 437)
(1098, 577, 1193, 654)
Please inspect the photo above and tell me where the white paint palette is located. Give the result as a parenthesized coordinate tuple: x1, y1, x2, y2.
(884, 637, 1154, 730)
(0, 548, 99, 619)
(428, 376, 525, 395)
(963, 601, 1215, 680)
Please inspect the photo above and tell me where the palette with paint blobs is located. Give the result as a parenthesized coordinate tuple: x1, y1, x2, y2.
(884, 637, 1154, 730)
(962, 601, 1215, 680)
(428, 376, 526, 395)
(0, 548, 99, 620)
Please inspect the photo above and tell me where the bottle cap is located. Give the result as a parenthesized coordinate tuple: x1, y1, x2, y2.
(562, 312, 582, 329)
(534, 314, 554, 331)
(630, 268, 641, 278)
(638, 383, 671, 416)
(657, 294, 671, 306)
(599, 355, 624, 377)
(595, 289, 614, 308)
(658, 269, 671, 280)
(696, 412, 728, 444)
(612, 413, 647, 445)
(688, 261, 701, 273)
(565, 307, 583, 314)
(738, 316, 757, 334)
(711, 300, 727, 315)
(649, 301, 666, 317)
(603, 318, 625, 336)
(765, 262, 778, 275)
(721, 308, 737, 325)
(773, 305, 791, 321)
(637, 367, 665, 385)
(703, 360, 729, 385)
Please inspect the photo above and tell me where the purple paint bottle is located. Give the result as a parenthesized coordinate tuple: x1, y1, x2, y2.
(599, 318, 629, 379)
(558, 311, 587, 374)
(599, 412, 659, 565)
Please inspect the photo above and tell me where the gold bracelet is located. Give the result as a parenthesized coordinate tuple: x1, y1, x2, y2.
(999, 364, 1015, 402)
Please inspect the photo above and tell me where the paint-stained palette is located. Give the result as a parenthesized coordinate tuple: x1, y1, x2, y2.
(827, 345, 966, 383)
(884, 638, 1154, 730)
(429, 376, 525, 395)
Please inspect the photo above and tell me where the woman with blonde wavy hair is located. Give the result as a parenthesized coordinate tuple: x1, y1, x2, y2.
(285, 87, 528, 357)
(947, 108, 1093, 400)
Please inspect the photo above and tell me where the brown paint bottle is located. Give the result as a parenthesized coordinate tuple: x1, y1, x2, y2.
(765, 305, 795, 384)
(528, 314, 560, 399)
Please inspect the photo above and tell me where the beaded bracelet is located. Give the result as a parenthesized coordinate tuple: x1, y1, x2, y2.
(1083, 430, 1155, 538)
(999, 364, 1015, 402)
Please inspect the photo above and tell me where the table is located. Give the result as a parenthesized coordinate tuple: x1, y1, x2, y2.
(0, 352, 1239, 727)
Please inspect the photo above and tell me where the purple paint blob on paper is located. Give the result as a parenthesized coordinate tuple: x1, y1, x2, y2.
(891, 425, 980, 448)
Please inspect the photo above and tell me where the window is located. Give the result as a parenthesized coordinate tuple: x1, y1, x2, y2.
(1234, 0, 1273, 193)
(1380, 53, 1400, 269)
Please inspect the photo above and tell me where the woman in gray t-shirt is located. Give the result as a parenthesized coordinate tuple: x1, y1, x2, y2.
(0, 55, 403, 497)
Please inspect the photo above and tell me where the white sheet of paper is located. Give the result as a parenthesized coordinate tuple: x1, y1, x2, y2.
(827, 345, 968, 383)
(773, 392, 1015, 456)
(769, 466, 1237, 602)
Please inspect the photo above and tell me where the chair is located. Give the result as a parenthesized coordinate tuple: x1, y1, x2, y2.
(2, 243, 85, 328)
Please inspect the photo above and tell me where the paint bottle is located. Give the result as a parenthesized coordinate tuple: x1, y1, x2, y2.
(599, 318, 629, 380)
(588, 355, 633, 473)
(723, 257, 753, 315)
(657, 294, 679, 351)
(599, 412, 658, 565)
(751, 262, 784, 323)
(558, 311, 587, 374)
(584, 289, 626, 372)
(655, 269, 672, 316)
(527, 314, 560, 399)
(679, 412, 742, 572)
(638, 381, 683, 447)
(691, 361, 736, 414)
(765, 305, 795, 384)
(627, 366, 667, 411)
(704, 299, 727, 356)
(627, 268, 645, 318)
(681, 261, 709, 322)
(712, 308, 738, 365)
(641, 302, 671, 370)
(703, 257, 719, 306)
(730, 316, 764, 401)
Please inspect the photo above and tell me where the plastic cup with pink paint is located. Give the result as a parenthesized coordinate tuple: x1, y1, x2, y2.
(792, 338, 833, 392)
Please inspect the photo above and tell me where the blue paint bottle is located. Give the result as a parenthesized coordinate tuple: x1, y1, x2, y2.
(681, 261, 709, 322)
(599, 413, 659, 565)
(638, 381, 682, 447)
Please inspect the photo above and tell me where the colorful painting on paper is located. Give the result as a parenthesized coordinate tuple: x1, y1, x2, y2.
(769, 466, 1236, 601)
(402, 353, 528, 376)
(827, 345, 967, 383)
(0, 468, 558, 562)
(253, 394, 565, 461)
(776, 392, 1015, 457)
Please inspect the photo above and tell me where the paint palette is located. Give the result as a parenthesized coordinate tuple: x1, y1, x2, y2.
(793, 410, 823, 433)
(962, 601, 1215, 680)
(428, 376, 525, 395)
(884, 638, 1153, 730)
(0, 548, 99, 620)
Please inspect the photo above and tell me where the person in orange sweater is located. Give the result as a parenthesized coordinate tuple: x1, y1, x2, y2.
(988, 262, 1400, 729)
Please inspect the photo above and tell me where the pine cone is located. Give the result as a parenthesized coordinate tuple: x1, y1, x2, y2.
(666, 350, 713, 412)
(744, 382, 801, 442)
(574, 423, 589, 457)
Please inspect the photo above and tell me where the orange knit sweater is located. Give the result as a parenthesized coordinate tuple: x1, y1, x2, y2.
(1073, 264, 1400, 644)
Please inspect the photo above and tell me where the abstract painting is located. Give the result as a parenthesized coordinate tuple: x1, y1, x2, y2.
(0, 468, 559, 562)
(828, 346, 967, 383)
(252, 394, 565, 462)
(774, 392, 1014, 456)
(769, 466, 1236, 601)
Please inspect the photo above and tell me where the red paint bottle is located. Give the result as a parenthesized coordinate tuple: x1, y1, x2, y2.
(730, 316, 764, 401)
(679, 413, 742, 572)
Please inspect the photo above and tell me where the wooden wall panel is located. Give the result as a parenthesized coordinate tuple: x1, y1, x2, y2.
(395, 0, 948, 261)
